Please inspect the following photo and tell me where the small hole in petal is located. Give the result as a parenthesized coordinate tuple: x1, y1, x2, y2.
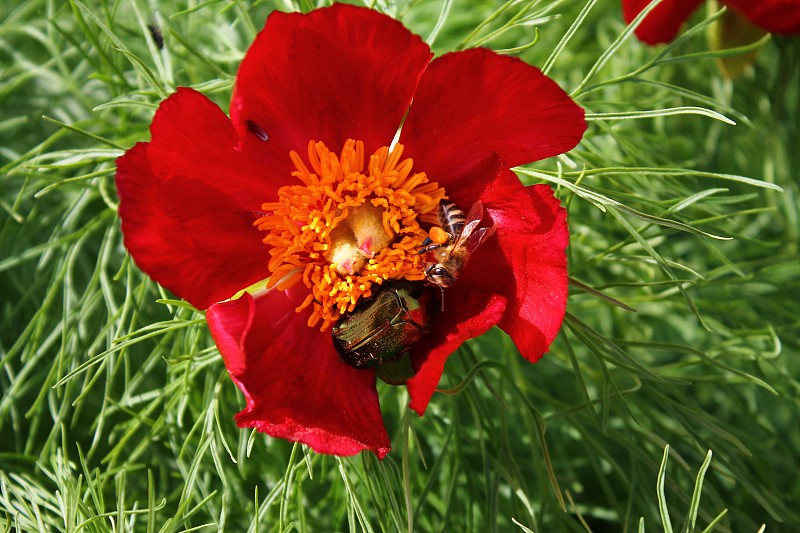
(246, 120, 269, 141)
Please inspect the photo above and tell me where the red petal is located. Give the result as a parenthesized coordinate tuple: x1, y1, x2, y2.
(482, 183, 568, 361)
(406, 161, 568, 415)
(406, 288, 507, 416)
(231, 4, 432, 159)
(622, 0, 704, 45)
(458, 162, 569, 362)
(207, 286, 392, 458)
(725, 0, 800, 34)
(400, 48, 585, 185)
(147, 88, 280, 207)
(116, 136, 270, 310)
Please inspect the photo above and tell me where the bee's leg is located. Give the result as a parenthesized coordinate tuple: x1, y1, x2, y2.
(417, 242, 441, 254)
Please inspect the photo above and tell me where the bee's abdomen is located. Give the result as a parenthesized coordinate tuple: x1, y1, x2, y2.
(438, 200, 466, 237)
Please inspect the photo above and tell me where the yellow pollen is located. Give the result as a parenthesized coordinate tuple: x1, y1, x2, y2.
(254, 139, 447, 331)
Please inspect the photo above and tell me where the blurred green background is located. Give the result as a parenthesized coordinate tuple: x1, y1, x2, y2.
(1, 0, 798, 531)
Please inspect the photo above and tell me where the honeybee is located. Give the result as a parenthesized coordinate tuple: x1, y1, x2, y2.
(419, 199, 496, 288)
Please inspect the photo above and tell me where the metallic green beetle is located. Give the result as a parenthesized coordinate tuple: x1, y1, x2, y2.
(332, 281, 436, 369)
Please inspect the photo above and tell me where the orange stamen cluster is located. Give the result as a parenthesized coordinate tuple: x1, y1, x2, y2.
(254, 139, 446, 331)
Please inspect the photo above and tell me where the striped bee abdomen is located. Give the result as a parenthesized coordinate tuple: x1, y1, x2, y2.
(437, 200, 466, 239)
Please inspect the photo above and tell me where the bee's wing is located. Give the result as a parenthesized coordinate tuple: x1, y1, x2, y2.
(465, 225, 496, 253)
(453, 200, 495, 253)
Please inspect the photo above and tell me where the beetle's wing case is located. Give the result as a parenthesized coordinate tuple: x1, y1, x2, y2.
(331, 287, 402, 367)
(331, 282, 435, 368)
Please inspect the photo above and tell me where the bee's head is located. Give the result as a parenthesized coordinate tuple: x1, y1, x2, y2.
(425, 264, 455, 288)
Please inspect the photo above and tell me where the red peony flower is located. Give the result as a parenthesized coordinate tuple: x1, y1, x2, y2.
(623, 0, 800, 45)
(115, 3, 585, 458)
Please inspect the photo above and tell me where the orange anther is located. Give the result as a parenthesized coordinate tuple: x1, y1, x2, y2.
(254, 139, 448, 330)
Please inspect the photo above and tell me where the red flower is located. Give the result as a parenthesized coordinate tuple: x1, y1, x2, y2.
(623, 0, 800, 45)
(115, 4, 585, 458)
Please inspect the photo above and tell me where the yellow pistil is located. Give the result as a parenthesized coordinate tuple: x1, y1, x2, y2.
(254, 139, 447, 331)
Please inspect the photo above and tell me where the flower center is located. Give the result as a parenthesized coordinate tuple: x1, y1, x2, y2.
(254, 139, 446, 331)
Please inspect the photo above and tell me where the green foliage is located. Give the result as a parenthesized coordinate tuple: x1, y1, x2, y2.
(1, 0, 798, 531)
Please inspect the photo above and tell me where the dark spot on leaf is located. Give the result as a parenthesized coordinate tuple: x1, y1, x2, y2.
(148, 24, 164, 49)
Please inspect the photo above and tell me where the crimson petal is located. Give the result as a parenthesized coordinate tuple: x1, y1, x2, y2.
(147, 88, 281, 209)
(116, 99, 272, 310)
(472, 182, 569, 361)
(207, 286, 391, 458)
(456, 161, 569, 362)
(725, 0, 800, 34)
(231, 3, 432, 164)
(622, 0, 704, 45)
(400, 48, 586, 186)
(407, 288, 507, 416)
(407, 163, 569, 415)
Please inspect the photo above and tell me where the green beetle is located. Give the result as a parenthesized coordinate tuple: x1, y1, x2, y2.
(332, 281, 436, 369)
